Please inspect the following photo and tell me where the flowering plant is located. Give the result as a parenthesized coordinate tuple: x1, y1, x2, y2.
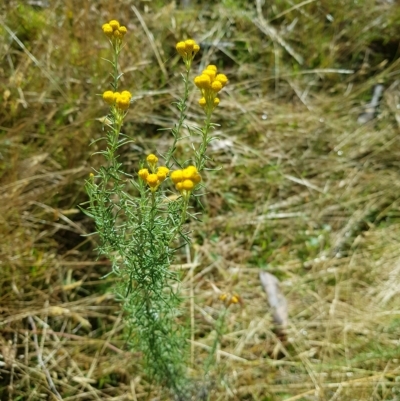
(85, 20, 228, 397)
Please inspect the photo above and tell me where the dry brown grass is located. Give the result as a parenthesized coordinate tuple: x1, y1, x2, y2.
(2, 0, 400, 400)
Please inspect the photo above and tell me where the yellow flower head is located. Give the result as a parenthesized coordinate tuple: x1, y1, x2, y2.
(115, 93, 130, 110)
(219, 293, 228, 302)
(109, 20, 120, 30)
(171, 167, 201, 195)
(102, 90, 115, 105)
(185, 39, 196, 51)
(182, 179, 194, 191)
(211, 80, 223, 93)
(176, 41, 186, 56)
(147, 154, 158, 163)
(140, 166, 168, 192)
(157, 166, 169, 174)
(206, 64, 217, 72)
(182, 165, 198, 180)
(216, 73, 228, 87)
(230, 295, 240, 304)
(121, 90, 132, 99)
(102, 90, 132, 110)
(102, 23, 113, 38)
(157, 166, 170, 181)
(203, 68, 216, 80)
(146, 174, 159, 189)
(170, 170, 183, 184)
(183, 167, 201, 184)
(102, 20, 127, 45)
(118, 26, 127, 36)
(219, 292, 241, 307)
(176, 39, 200, 70)
(192, 171, 202, 184)
(194, 74, 211, 90)
(193, 66, 227, 116)
(146, 154, 158, 172)
(138, 168, 149, 180)
(147, 154, 158, 164)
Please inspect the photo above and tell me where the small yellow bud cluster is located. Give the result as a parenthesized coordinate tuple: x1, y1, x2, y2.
(170, 166, 201, 197)
(219, 293, 241, 307)
(146, 153, 158, 171)
(138, 154, 170, 192)
(194, 65, 228, 116)
(102, 20, 127, 40)
(102, 90, 132, 111)
(176, 39, 200, 70)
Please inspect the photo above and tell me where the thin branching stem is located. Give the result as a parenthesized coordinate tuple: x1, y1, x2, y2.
(196, 113, 212, 172)
(165, 68, 191, 168)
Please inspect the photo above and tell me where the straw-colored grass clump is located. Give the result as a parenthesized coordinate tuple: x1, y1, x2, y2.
(1, 0, 400, 400)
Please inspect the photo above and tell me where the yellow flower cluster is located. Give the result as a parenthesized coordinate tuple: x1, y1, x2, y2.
(102, 20, 127, 40)
(102, 90, 132, 111)
(146, 153, 158, 171)
(138, 154, 170, 192)
(219, 293, 241, 306)
(194, 65, 228, 116)
(176, 39, 200, 70)
(170, 166, 201, 195)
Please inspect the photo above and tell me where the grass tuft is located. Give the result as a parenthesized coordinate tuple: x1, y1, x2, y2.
(2, 0, 400, 399)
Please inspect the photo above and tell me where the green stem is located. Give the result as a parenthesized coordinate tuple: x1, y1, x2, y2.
(108, 115, 123, 180)
(179, 195, 189, 228)
(196, 113, 212, 172)
(165, 68, 191, 168)
(204, 306, 228, 375)
(113, 46, 119, 91)
(150, 190, 156, 224)
(168, 195, 189, 247)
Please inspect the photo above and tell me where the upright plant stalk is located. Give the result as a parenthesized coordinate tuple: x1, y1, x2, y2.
(195, 113, 212, 172)
(85, 23, 229, 398)
(165, 68, 191, 168)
